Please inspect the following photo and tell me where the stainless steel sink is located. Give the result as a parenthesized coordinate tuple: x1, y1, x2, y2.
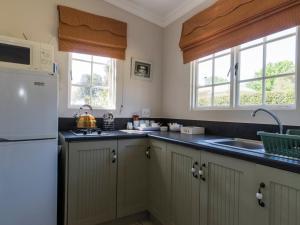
(206, 138, 264, 153)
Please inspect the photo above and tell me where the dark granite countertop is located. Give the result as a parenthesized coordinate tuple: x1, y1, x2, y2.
(59, 130, 148, 142)
(59, 130, 300, 174)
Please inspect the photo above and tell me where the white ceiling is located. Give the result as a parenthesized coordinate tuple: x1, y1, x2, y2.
(104, 0, 210, 27)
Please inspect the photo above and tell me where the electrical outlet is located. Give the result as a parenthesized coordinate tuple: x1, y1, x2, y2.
(141, 108, 151, 118)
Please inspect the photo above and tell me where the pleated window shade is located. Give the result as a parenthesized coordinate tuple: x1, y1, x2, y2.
(57, 5, 127, 60)
(179, 0, 300, 64)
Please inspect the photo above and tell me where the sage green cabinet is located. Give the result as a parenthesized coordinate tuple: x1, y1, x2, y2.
(61, 136, 300, 225)
(148, 139, 168, 224)
(255, 165, 300, 225)
(67, 141, 117, 225)
(200, 152, 257, 225)
(117, 139, 149, 218)
(166, 143, 201, 225)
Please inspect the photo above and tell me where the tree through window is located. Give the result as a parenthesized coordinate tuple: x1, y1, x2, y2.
(192, 27, 297, 110)
(69, 53, 116, 109)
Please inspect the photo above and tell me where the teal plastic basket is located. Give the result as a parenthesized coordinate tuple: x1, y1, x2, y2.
(258, 131, 300, 159)
(287, 129, 300, 136)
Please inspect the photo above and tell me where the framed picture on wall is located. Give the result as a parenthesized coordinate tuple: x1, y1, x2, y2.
(131, 58, 152, 81)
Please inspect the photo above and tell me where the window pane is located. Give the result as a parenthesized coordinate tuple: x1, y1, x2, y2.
(197, 87, 212, 107)
(70, 86, 91, 106)
(91, 87, 110, 108)
(197, 60, 213, 86)
(241, 38, 263, 49)
(72, 53, 92, 61)
(239, 81, 262, 105)
(266, 36, 296, 76)
(214, 54, 231, 84)
(71, 60, 91, 85)
(267, 27, 296, 41)
(265, 76, 295, 105)
(197, 60, 212, 86)
(93, 64, 109, 86)
(93, 56, 111, 64)
(214, 84, 230, 106)
(240, 46, 263, 80)
(215, 48, 231, 56)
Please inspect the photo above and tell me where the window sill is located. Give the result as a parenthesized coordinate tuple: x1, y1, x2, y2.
(68, 105, 117, 111)
(191, 105, 297, 111)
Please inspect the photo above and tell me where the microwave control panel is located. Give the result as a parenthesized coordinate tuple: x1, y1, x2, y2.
(40, 44, 54, 73)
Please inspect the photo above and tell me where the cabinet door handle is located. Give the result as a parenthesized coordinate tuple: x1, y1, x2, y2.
(191, 161, 199, 178)
(199, 163, 206, 181)
(256, 182, 266, 207)
(145, 147, 151, 159)
(198, 169, 204, 176)
(112, 150, 117, 163)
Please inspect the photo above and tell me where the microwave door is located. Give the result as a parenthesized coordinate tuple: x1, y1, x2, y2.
(0, 43, 31, 65)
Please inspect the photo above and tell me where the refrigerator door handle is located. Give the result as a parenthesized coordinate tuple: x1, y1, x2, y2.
(0, 137, 56, 143)
(0, 138, 9, 142)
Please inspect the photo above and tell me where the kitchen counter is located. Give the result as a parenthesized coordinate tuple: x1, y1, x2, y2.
(59, 130, 300, 174)
(59, 130, 148, 142)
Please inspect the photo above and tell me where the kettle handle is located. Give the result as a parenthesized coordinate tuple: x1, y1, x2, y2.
(74, 104, 93, 118)
(80, 104, 93, 111)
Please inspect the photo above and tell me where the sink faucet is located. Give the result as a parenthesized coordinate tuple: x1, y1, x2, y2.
(251, 108, 283, 134)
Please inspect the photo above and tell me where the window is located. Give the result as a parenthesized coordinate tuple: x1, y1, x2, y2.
(191, 27, 298, 110)
(69, 53, 116, 109)
(193, 49, 232, 108)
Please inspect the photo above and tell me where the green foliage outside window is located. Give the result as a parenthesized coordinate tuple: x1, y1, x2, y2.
(241, 60, 295, 105)
(198, 60, 296, 106)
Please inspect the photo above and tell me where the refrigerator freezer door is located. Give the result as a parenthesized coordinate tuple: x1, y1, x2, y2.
(0, 139, 57, 225)
(0, 69, 57, 140)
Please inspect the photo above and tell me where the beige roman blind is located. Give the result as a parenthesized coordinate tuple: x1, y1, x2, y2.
(179, 0, 300, 64)
(57, 5, 127, 60)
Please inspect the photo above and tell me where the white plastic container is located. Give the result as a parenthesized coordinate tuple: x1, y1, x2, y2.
(180, 126, 205, 135)
(168, 123, 182, 132)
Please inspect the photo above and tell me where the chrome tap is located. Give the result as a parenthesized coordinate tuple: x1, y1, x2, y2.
(251, 108, 283, 134)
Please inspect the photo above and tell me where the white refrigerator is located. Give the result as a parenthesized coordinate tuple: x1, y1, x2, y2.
(0, 68, 58, 225)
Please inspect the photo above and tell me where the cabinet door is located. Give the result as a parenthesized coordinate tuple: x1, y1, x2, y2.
(148, 139, 168, 224)
(255, 165, 300, 225)
(201, 152, 257, 225)
(117, 139, 149, 218)
(166, 143, 201, 225)
(68, 141, 117, 225)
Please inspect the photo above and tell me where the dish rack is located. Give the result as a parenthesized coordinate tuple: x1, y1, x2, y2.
(287, 129, 300, 136)
(258, 131, 300, 159)
(102, 113, 115, 131)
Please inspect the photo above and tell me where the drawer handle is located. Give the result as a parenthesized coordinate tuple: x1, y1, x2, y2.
(256, 182, 266, 207)
(145, 147, 151, 159)
(191, 161, 198, 178)
(112, 150, 117, 163)
(199, 163, 206, 181)
(198, 169, 204, 176)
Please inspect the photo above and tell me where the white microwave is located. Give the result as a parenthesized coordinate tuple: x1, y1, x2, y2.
(0, 35, 55, 74)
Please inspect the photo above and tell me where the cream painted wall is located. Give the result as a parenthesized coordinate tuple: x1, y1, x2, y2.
(162, 1, 300, 126)
(0, 0, 163, 118)
(1, 0, 299, 125)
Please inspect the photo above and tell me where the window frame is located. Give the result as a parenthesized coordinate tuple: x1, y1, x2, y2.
(191, 27, 299, 111)
(68, 53, 117, 110)
(191, 49, 235, 110)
